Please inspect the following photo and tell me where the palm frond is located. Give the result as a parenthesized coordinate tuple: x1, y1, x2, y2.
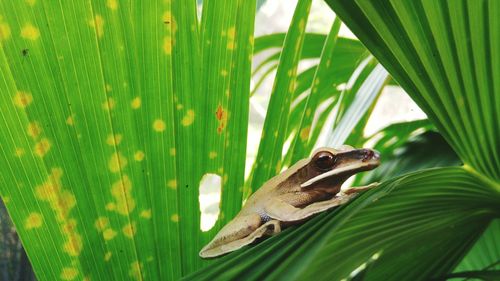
(0, 0, 255, 279)
(326, 0, 500, 182)
(184, 167, 500, 281)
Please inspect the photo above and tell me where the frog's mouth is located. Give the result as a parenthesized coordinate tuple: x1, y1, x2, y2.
(300, 149, 380, 188)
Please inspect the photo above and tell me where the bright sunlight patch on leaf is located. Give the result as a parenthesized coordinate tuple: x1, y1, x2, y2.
(199, 173, 221, 232)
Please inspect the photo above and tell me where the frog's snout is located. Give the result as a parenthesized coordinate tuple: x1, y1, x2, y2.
(360, 149, 380, 163)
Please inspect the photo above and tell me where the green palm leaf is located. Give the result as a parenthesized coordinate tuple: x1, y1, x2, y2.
(454, 219, 500, 273)
(247, 0, 312, 193)
(355, 130, 460, 185)
(327, 0, 499, 183)
(189, 0, 500, 279)
(0, 0, 255, 279)
(252, 34, 367, 97)
(2, 0, 499, 280)
(184, 167, 500, 281)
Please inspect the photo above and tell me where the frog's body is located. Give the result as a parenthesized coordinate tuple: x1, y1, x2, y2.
(199, 146, 380, 258)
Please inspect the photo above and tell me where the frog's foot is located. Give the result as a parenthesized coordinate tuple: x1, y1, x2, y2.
(199, 220, 281, 258)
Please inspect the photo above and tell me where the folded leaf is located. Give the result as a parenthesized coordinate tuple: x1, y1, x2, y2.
(184, 167, 500, 281)
(325, 0, 500, 182)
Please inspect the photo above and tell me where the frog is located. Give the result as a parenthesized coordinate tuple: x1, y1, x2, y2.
(199, 145, 380, 258)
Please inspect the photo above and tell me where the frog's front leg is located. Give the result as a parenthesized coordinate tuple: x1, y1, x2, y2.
(342, 182, 379, 195)
(265, 193, 357, 222)
(199, 215, 281, 258)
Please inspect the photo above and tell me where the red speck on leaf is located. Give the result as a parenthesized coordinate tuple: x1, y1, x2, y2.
(216, 105, 224, 120)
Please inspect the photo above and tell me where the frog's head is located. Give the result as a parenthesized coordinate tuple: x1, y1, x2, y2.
(297, 146, 380, 193)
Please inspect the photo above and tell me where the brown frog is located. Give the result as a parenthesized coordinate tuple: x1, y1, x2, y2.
(200, 146, 380, 258)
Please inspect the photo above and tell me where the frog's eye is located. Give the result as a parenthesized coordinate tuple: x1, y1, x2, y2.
(313, 151, 336, 171)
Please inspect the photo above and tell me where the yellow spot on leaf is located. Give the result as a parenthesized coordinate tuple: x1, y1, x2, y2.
(35, 167, 62, 200)
(300, 126, 310, 141)
(163, 11, 172, 24)
(34, 138, 51, 157)
(89, 14, 104, 39)
(163, 36, 172, 55)
(104, 251, 112, 261)
(106, 134, 123, 146)
(134, 151, 145, 161)
(170, 213, 179, 222)
(2, 196, 10, 204)
(227, 26, 236, 50)
(21, 23, 40, 40)
(60, 267, 79, 280)
(110, 175, 135, 216)
(169, 148, 176, 156)
(116, 198, 135, 216)
(140, 209, 151, 219)
(153, 119, 166, 132)
(27, 122, 42, 139)
(167, 179, 177, 190)
(106, 0, 118, 10)
(108, 152, 128, 173)
(122, 222, 136, 238)
(102, 97, 115, 110)
(209, 151, 217, 159)
(105, 202, 116, 211)
(62, 218, 77, 234)
(163, 11, 177, 35)
(220, 69, 228, 76)
(94, 217, 109, 232)
(181, 109, 195, 126)
(13, 91, 33, 108)
(131, 97, 141, 109)
(15, 147, 25, 157)
(103, 228, 117, 240)
(57, 190, 76, 221)
(26, 0, 36, 6)
(0, 22, 11, 41)
(35, 169, 82, 257)
(105, 84, 112, 92)
(63, 233, 82, 256)
(111, 175, 132, 196)
(66, 115, 74, 126)
(25, 212, 43, 229)
(129, 261, 143, 281)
